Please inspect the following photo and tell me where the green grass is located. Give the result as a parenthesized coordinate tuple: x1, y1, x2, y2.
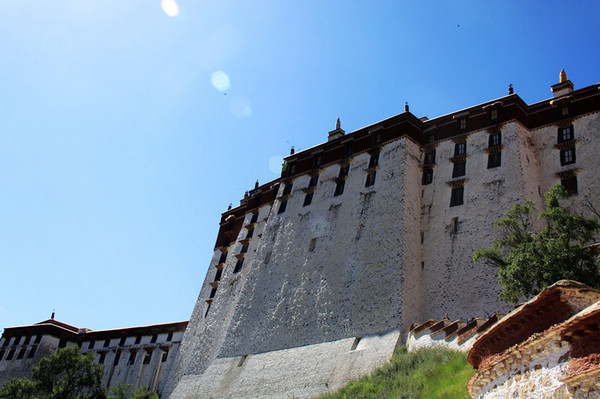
(313, 346, 475, 399)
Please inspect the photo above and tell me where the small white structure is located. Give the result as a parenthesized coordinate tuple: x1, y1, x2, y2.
(0, 318, 187, 397)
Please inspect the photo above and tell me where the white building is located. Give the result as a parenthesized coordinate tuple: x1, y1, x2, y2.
(166, 71, 600, 398)
(0, 317, 187, 397)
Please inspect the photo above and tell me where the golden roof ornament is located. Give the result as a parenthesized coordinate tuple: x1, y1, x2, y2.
(560, 68, 567, 83)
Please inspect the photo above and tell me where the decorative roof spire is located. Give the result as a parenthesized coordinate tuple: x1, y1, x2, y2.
(290, 146, 295, 155)
(560, 68, 567, 83)
(405, 102, 409, 112)
(508, 84, 514, 94)
(328, 118, 345, 141)
(51, 310, 55, 320)
(255, 180, 259, 189)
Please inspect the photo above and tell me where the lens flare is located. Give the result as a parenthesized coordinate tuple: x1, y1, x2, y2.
(211, 71, 230, 92)
(268, 155, 284, 174)
(229, 95, 252, 118)
(161, 0, 179, 17)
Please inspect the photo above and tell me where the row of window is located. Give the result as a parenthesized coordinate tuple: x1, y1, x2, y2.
(422, 132, 503, 187)
(2, 334, 42, 347)
(84, 332, 171, 350)
(0, 345, 37, 361)
(279, 152, 381, 214)
(98, 347, 168, 366)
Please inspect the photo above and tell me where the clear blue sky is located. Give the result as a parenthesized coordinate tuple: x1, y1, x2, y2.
(1, 1, 599, 331)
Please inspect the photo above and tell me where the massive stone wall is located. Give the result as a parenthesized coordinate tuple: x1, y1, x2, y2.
(168, 137, 424, 394)
(171, 330, 401, 399)
(167, 79, 600, 398)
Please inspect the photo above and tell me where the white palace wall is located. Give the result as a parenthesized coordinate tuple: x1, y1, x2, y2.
(167, 77, 600, 398)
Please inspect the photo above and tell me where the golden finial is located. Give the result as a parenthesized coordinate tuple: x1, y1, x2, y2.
(559, 69, 567, 83)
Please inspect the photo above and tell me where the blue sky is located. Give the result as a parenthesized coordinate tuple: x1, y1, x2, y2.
(1, 1, 599, 331)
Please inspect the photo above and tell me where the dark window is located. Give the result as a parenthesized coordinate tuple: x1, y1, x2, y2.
(98, 352, 106, 364)
(560, 104, 570, 117)
(365, 172, 376, 187)
(0, 348, 5, 360)
(204, 303, 211, 317)
(89, 340, 95, 350)
(368, 153, 379, 168)
(241, 244, 248, 253)
(286, 163, 296, 177)
(2, 338, 10, 347)
(334, 181, 345, 196)
(334, 165, 348, 196)
(17, 348, 26, 360)
(234, 259, 244, 273)
(143, 350, 152, 364)
(135, 336, 141, 345)
(34, 335, 41, 344)
(313, 154, 322, 169)
(6, 348, 15, 361)
(23, 336, 31, 345)
(450, 186, 464, 207)
(344, 142, 353, 158)
(219, 252, 227, 264)
(489, 133, 501, 147)
(488, 152, 501, 169)
(423, 150, 436, 165)
(454, 142, 466, 156)
(560, 148, 576, 166)
(209, 287, 217, 299)
(372, 133, 381, 147)
(113, 350, 121, 365)
(561, 176, 578, 196)
(421, 169, 433, 185)
(223, 237, 231, 247)
(104, 339, 110, 347)
(13, 337, 20, 345)
(119, 337, 126, 346)
(128, 351, 136, 365)
(277, 200, 287, 214)
(452, 161, 466, 178)
(339, 165, 349, 178)
(150, 334, 157, 343)
(214, 268, 223, 281)
(226, 221, 234, 231)
(167, 332, 173, 342)
(303, 192, 313, 207)
(27, 346, 37, 359)
(161, 350, 169, 362)
(458, 117, 467, 131)
(58, 339, 67, 348)
(250, 213, 258, 224)
(558, 126, 574, 143)
(283, 183, 293, 196)
(309, 175, 319, 187)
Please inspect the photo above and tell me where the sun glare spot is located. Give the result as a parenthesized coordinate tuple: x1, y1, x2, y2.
(161, 0, 179, 17)
(229, 96, 252, 118)
(268, 155, 284, 174)
(211, 71, 231, 92)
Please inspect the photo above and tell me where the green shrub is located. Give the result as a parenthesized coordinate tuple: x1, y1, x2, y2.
(314, 346, 474, 399)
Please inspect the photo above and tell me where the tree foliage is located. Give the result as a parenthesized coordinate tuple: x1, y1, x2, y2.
(474, 184, 600, 303)
(0, 347, 157, 399)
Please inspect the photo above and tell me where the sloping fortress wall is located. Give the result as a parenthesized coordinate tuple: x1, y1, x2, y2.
(167, 73, 600, 398)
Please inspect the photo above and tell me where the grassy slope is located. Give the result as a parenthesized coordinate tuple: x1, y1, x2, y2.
(314, 346, 475, 399)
